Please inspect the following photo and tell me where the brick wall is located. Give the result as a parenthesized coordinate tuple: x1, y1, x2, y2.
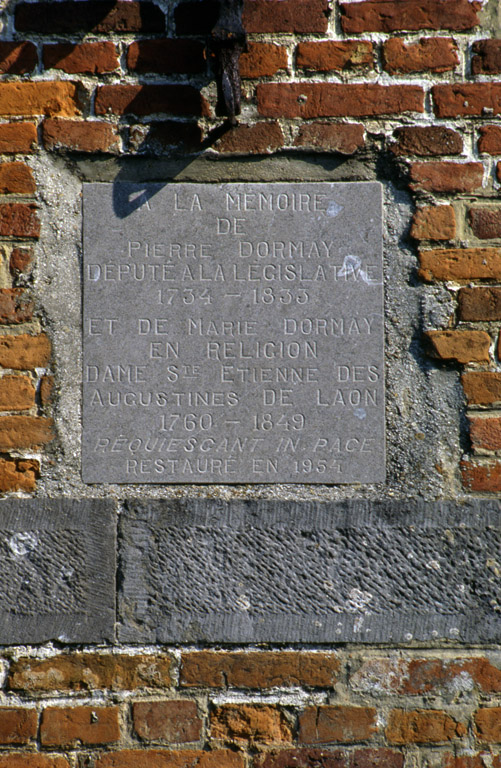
(0, 0, 500, 763)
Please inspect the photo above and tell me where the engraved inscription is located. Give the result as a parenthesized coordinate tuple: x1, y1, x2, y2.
(83, 182, 384, 483)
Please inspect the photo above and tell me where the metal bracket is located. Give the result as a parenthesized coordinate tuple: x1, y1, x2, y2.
(210, 0, 247, 123)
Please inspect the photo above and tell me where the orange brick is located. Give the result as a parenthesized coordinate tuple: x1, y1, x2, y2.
(43, 119, 120, 153)
(211, 704, 292, 744)
(0, 82, 81, 117)
(474, 708, 501, 742)
(0, 374, 35, 410)
(462, 460, 501, 491)
(419, 248, 501, 281)
(462, 372, 501, 405)
(0, 414, 54, 450)
(425, 330, 491, 363)
(297, 41, 373, 72)
(299, 706, 377, 744)
(40, 706, 120, 747)
(96, 750, 244, 768)
(411, 206, 456, 240)
(240, 43, 288, 78)
(0, 708, 37, 745)
(0, 123, 37, 154)
(0, 333, 51, 369)
(469, 416, 501, 451)
(458, 286, 501, 321)
(386, 710, 466, 744)
(0, 457, 39, 492)
(0, 756, 69, 768)
(0, 163, 35, 194)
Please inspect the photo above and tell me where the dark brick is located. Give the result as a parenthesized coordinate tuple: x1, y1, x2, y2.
(472, 40, 501, 75)
(15, 2, 165, 34)
(129, 122, 203, 153)
(43, 43, 119, 75)
(0, 43, 37, 75)
(469, 208, 501, 239)
(458, 287, 501, 321)
(391, 126, 462, 156)
(95, 85, 209, 117)
(127, 40, 205, 74)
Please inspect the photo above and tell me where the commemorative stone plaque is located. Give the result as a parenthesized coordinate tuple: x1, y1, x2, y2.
(83, 182, 384, 483)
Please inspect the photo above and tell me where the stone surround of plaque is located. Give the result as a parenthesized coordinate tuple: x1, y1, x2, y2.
(0, 499, 115, 643)
(118, 499, 501, 644)
(83, 182, 384, 483)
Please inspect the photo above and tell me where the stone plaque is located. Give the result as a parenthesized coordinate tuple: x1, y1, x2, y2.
(0, 499, 115, 643)
(83, 182, 384, 483)
(119, 499, 501, 643)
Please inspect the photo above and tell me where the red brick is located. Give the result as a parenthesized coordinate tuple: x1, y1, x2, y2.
(419, 247, 501, 281)
(43, 43, 118, 75)
(469, 208, 501, 240)
(243, 0, 329, 33)
(392, 126, 462, 156)
(462, 372, 501, 405)
(0, 457, 39, 493)
(0, 203, 39, 237)
(96, 750, 244, 768)
(257, 83, 423, 118)
(299, 706, 377, 744)
(0, 123, 37, 154)
(43, 119, 120, 154)
(180, 651, 340, 688)
(0, 163, 35, 194)
(351, 750, 404, 768)
(386, 710, 466, 744)
(297, 41, 373, 72)
(462, 460, 501, 491)
(9, 653, 172, 692)
(129, 122, 202, 153)
(211, 704, 292, 744)
(0, 289, 32, 323)
(433, 84, 501, 118)
(383, 38, 458, 74)
(410, 163, 483, 193)
(0, 756, 69, 768)
(0, 333, 51, 369)
(425, 330, 491, 363)
(40, 706, 120, 747)
(256, 749, 346, 768)
(214, 123, 284, 154)
(294, 123, 364, 154)
(0, 374, 35, 410)
(96, 85, 209, 118)
(479, 126, 501, 155)
(469, 416, 501, 452)
(340, 0, 480, 33)
(133, 700, 202, 743)
(0, 415, 54, 450)
(10, 248, 33, 275)
(411, 206, 456, 240)
(472, 40, 501, 75)
(443, 755, 501, 768)
(0, 709, 37, 745)
(474, 708, 501, 742)
(15, 2, 165, 34)
(0, 82, 81, 118)
(0, 43, 37, 75)
(240, 43, 288, 78)
(127, 40, 204, 75)
(458, 286, 501, 320)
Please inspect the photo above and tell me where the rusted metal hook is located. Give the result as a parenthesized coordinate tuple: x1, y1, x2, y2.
(210, 0, 247, 124)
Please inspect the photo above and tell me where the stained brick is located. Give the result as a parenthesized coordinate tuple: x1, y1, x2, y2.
(0, 709, 37, 745)
(433, 84, 501, 118)
(297, 41, 373, 72)
(0, 375, 35, 410)
(0, 333, 51, 369)
(95, 85, 209, 117)
(411, 206, 456, 240)
(129, 122, 203, 153)
(243, 0, 329, 34)
(43, 120, 120, 154)
(214, 123, 284, 154)
(424, 330, 490, 364)
(462, 460, 501, 492)
(383, 38, 458, 74)
(474, 708, 501, 742)
(15, 2, 165, 34)
(340, 0, 480, 33)
(0, 289, 32, 323)
(127, 40, 205, 74)
(479, 126, 501, 155)
(410, 163, 483, 193)
(257, 83, 423, 118)
(43, 43, 118, 75)
(240, 43, 288, 78)
(0, 458, 39, 493)
(458, 287, 501, 320)
(40, 706, 120, 747)
(96, 750, 244, 768)
(472, 40, 501, 75)
(133, 700, 202, 743)
(0, 123, 37, 154)
(469, 416, 501, 452)
(211, 704, 292, 744)
(0, 43, 37, 75)
(10, 248, 33, 275)
(299, 706, 377, 744)
(256, 749, 346, 768)
(462, 372, 501, 405)
(386, 710, 466, 744)
(9, 654, 172, 692)
(180, 651, 340, 688)
(294, 123, 364, 154)
(0, 163, 35, 194)
(392, 126, 462, 156)
(0, 82, 81, 118)
(351, 749, 404, 768)
(0, 415, 54, 450)
(469, 209, 501, 240)
(419, 248, 501, 281)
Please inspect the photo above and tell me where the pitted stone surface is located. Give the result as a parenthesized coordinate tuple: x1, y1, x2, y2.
(83, 182, 384, 484)
(118, 499, 501, 643)
(0, 499, 115, 643)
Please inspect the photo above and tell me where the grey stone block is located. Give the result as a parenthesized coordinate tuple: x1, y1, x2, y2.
(118, 499, 501, 643)
(0, 499, 115, 644)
